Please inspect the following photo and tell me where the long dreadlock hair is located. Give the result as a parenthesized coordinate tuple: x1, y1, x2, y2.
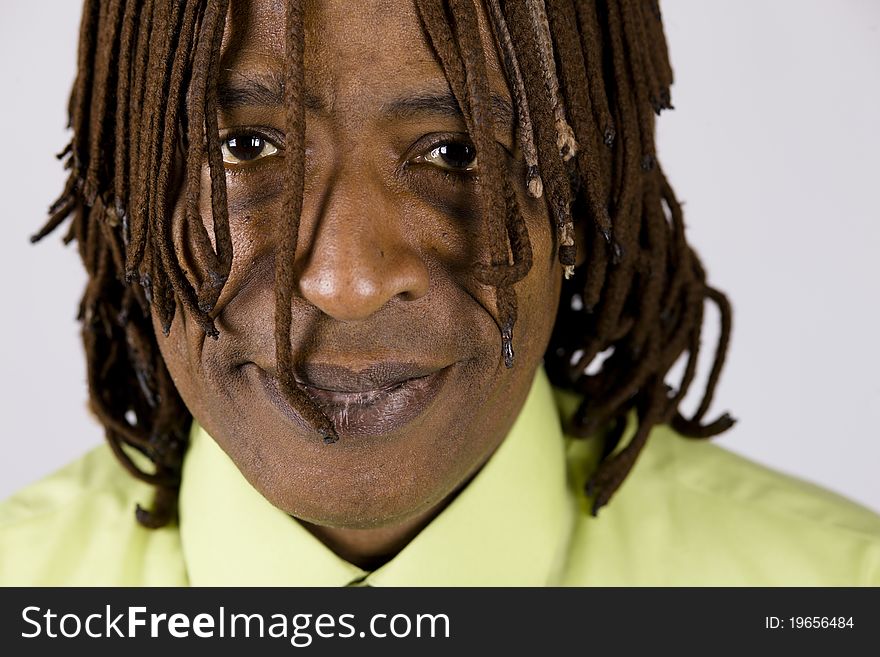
(33, 0, 733, 529)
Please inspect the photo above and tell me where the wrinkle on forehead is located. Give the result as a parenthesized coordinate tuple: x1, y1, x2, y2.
(221, 0, 510, 108)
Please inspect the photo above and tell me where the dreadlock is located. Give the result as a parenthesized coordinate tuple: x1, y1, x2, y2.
(34, 0, 733, 527)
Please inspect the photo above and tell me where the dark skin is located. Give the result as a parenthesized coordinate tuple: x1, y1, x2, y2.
(155, 0, 585, 569)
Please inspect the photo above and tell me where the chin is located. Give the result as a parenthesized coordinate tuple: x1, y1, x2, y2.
(195, 359, 492, 529)
(206, 399, 477, 530)
(244, 444, 463, 529)
(289, 495, 442, 531)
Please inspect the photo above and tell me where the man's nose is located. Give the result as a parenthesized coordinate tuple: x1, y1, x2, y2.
(296, 172, 430, 322)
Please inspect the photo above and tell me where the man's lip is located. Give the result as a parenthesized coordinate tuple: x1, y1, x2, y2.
(251, 363, 453, 438)
(291, 361, 445, 393)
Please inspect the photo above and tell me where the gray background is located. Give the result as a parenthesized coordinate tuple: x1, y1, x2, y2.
(1, 1, 878, 511)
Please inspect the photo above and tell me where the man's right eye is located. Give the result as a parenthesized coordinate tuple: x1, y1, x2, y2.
(220, 133, 279, 166)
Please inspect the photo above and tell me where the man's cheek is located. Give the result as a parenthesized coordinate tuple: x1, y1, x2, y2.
(201, 210, 279, 316)
(150, 311, 197, 408)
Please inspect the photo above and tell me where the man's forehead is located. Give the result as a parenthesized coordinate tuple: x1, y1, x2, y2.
(221, 0, 508, 105)
(224, 0, 436, 66)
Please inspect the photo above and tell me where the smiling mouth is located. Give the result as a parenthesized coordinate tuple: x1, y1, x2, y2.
(252, 363, 452, 439)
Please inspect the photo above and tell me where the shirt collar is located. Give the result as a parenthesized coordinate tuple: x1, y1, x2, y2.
(179, 365, 579, 586)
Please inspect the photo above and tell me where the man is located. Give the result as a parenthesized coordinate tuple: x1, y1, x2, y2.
(2, 0, 879, 585)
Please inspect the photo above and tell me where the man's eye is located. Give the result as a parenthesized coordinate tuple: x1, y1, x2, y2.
(415, 141, 478, 172)
(220, 133, 279, 165)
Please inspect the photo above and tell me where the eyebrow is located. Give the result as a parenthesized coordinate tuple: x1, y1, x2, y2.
(217, 72, 514, 133)
(382, 90, 514, 132)
(217, 71, 322, 111)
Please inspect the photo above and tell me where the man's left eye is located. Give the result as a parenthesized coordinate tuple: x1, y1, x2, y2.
(414, 140, 478, 172)
(220, 133, 279, 165)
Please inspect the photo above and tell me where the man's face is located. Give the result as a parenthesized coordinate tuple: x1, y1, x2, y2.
(156, 0, 564, 529)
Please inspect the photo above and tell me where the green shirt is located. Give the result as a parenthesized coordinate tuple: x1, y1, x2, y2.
(2, 366, 879, 585)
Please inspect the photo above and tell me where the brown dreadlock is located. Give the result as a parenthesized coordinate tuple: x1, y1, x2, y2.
(33, 0, 733, 528)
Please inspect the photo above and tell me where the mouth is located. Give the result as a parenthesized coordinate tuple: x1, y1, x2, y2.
(251, 362, 453, 439)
